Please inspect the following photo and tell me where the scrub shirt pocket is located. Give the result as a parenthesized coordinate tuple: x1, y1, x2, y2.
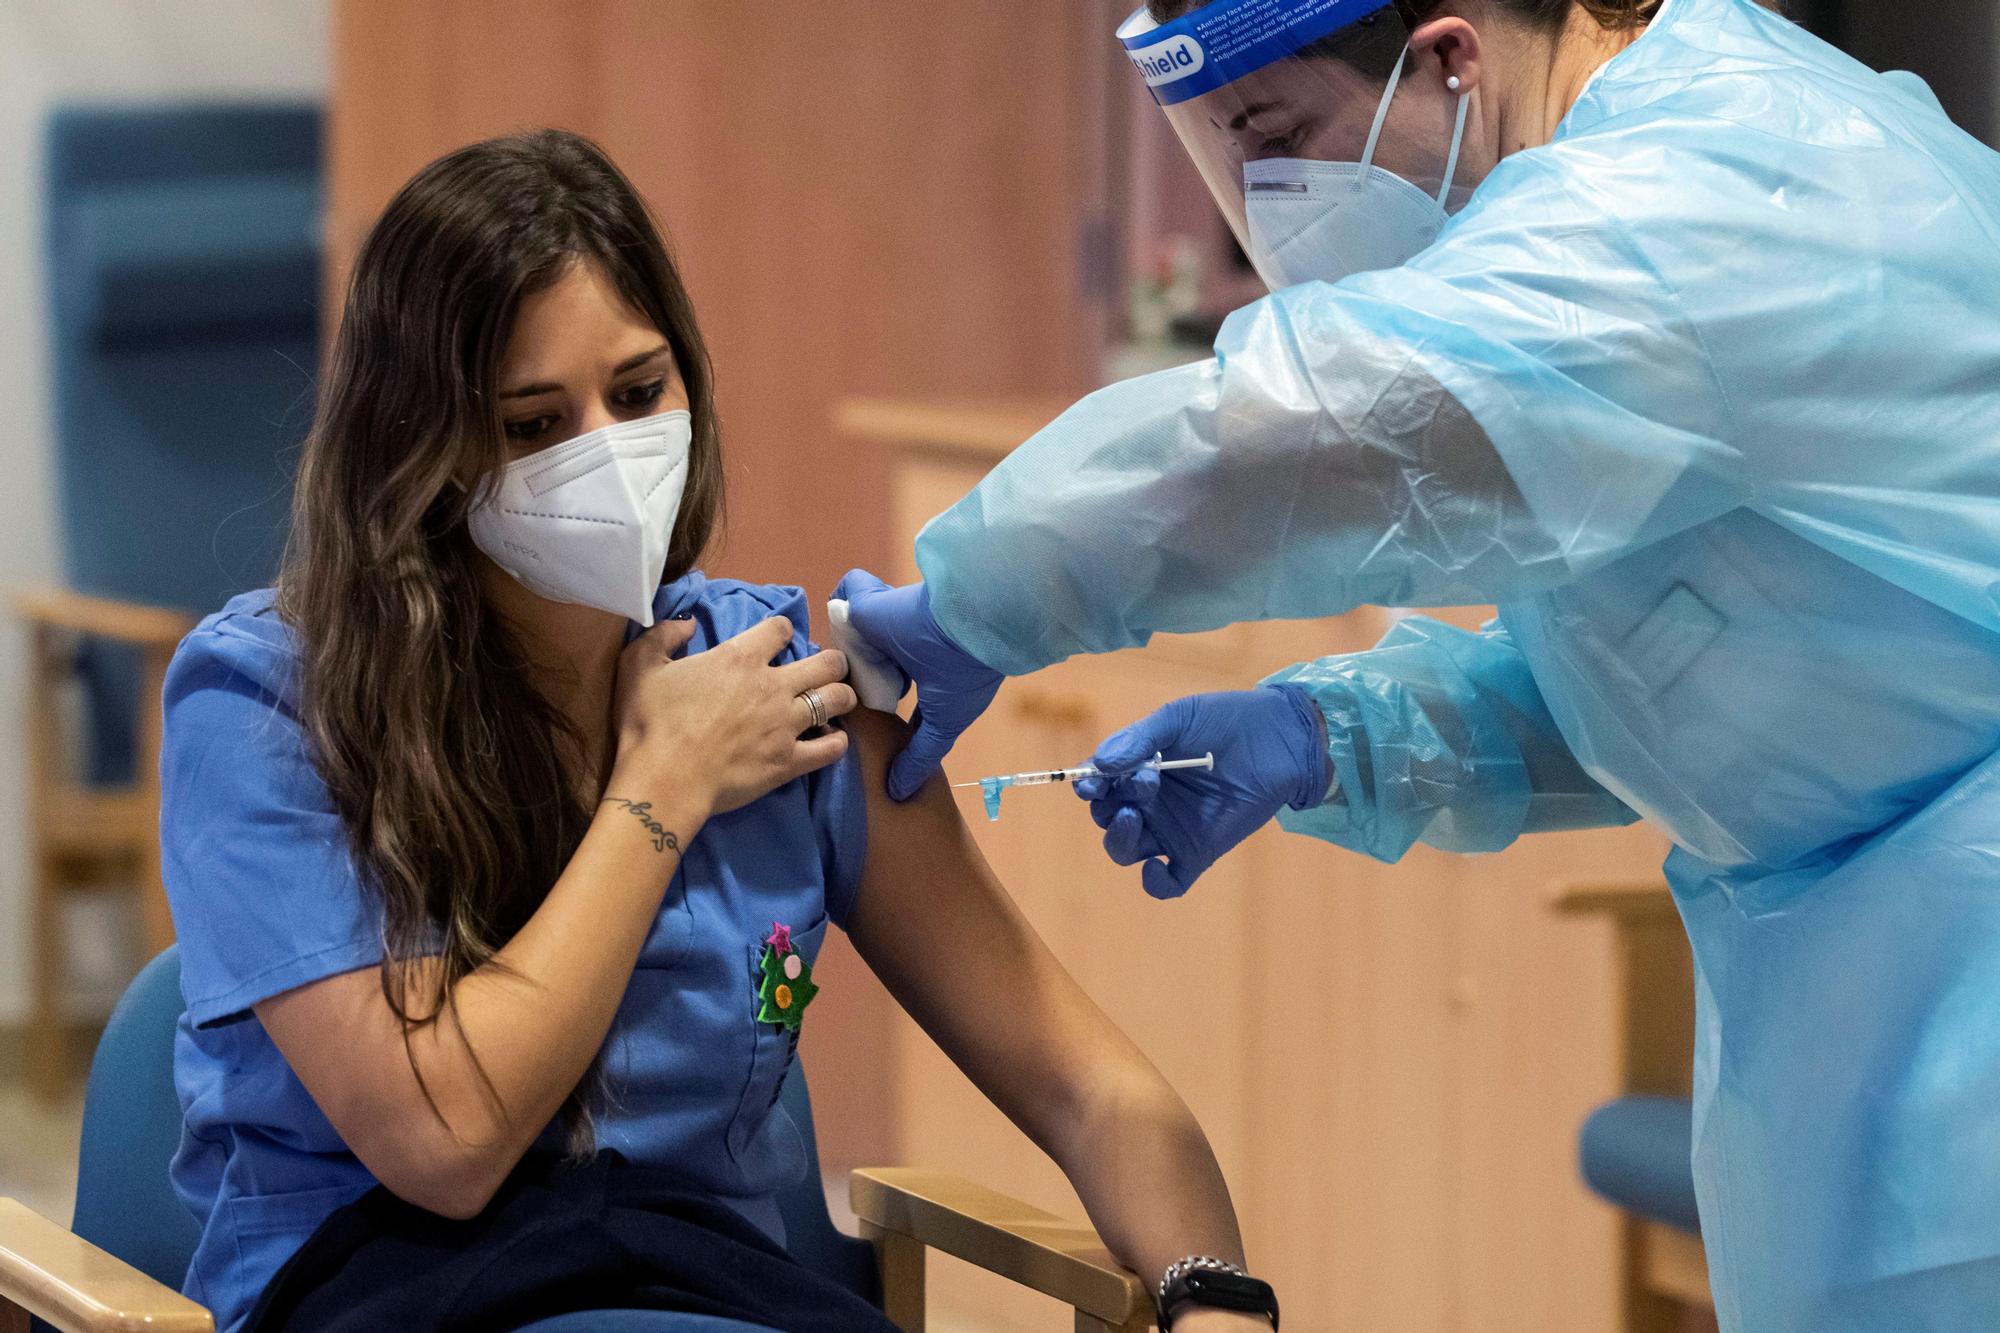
(726, 914, 826, 1167)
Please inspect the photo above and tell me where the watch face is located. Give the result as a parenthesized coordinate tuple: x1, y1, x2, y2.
(1182, 1268, 1278, 1314)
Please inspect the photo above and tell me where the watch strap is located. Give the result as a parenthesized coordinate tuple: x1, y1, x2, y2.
(1157, 1256, 1279, 1330)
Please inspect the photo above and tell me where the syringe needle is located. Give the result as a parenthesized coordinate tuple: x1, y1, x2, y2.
(950, 753, 1215, 790)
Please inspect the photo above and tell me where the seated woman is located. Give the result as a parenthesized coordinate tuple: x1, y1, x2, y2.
(160, 130, 1273, 1333)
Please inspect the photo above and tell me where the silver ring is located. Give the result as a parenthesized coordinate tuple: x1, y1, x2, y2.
(799, 688, 827, 730)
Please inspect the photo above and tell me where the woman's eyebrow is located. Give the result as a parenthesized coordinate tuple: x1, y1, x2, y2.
(499, 380, 561, 400)
(1216, 99, 1286, 134)
(613, 343, 671, 376)
(500, 344, 672, 400)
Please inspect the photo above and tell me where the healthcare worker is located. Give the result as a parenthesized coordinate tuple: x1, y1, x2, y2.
(835, 0, 2000, 1328)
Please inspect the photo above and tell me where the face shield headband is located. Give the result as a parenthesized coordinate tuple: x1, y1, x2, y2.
(1118, 0, 1398, 109)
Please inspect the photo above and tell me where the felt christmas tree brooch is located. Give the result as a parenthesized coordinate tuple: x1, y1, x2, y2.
(756, 921, 818, 1033)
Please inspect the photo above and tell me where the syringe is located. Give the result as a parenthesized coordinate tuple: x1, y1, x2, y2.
(952, 753, 1215, 821)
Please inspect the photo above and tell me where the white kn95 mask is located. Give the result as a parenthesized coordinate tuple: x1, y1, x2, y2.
(468, 410, 692, 626)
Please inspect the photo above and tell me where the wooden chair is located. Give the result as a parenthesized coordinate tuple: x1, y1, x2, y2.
(16, 589, 195, 1102)
(853, 1170, 1152, 1333)
(1553, 883, 1717, 1333)
(0, 948, 1156, 1333)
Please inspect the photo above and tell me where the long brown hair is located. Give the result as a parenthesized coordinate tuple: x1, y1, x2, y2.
(276, 129, 722, 1150)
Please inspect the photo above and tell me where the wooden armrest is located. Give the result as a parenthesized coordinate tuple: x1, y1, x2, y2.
(13, 589, 196, 648)
(1550, 881, 1679, 922)
(0, 1198, 211, 1332)
(850, 1167, 1149, 1328)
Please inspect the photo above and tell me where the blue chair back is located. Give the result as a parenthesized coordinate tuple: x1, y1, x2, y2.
(43, 103, 321, 783)
(71, 947, 199, 1289)
(70, 947, 878, 1309)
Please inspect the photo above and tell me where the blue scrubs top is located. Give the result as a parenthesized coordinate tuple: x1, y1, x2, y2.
(159, 574, 866, 1333)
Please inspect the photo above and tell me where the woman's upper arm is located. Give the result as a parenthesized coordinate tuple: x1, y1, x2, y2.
(163, 632, 480, 1212)
(841, 709, 1154, 1156)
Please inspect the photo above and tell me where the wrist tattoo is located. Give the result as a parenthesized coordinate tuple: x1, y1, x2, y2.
(602, 797, 682, 854)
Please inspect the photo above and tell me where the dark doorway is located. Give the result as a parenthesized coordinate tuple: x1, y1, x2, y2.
(1788, 0, 1997, 144)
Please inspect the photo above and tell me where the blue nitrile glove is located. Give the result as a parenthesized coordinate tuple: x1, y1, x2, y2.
(1075, 686, 1334, 900)
(835, 570, 1005, 801)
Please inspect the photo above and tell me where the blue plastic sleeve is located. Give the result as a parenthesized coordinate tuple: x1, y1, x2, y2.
(1262, 617, 1637, 862)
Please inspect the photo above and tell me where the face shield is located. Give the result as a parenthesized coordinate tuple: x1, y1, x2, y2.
(1118, 0, 1470, 290)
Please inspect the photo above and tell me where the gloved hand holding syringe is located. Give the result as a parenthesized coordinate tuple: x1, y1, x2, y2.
(953, 754, 1215, 822)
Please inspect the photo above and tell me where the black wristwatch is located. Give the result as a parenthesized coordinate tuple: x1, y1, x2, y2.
(1157, 1256, 1280, 1330)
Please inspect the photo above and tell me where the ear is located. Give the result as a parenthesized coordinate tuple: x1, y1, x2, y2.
(1409, 16, 1483, 95)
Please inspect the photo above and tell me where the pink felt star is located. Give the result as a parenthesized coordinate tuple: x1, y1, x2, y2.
(765, 921, 793, 954)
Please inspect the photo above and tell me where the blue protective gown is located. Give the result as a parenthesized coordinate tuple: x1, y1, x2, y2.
(915, 0, 2000, 1326)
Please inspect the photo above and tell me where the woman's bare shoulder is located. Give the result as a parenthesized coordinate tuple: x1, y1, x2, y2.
(840, 707, 912, 772)
(838, 706, 970, 887)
